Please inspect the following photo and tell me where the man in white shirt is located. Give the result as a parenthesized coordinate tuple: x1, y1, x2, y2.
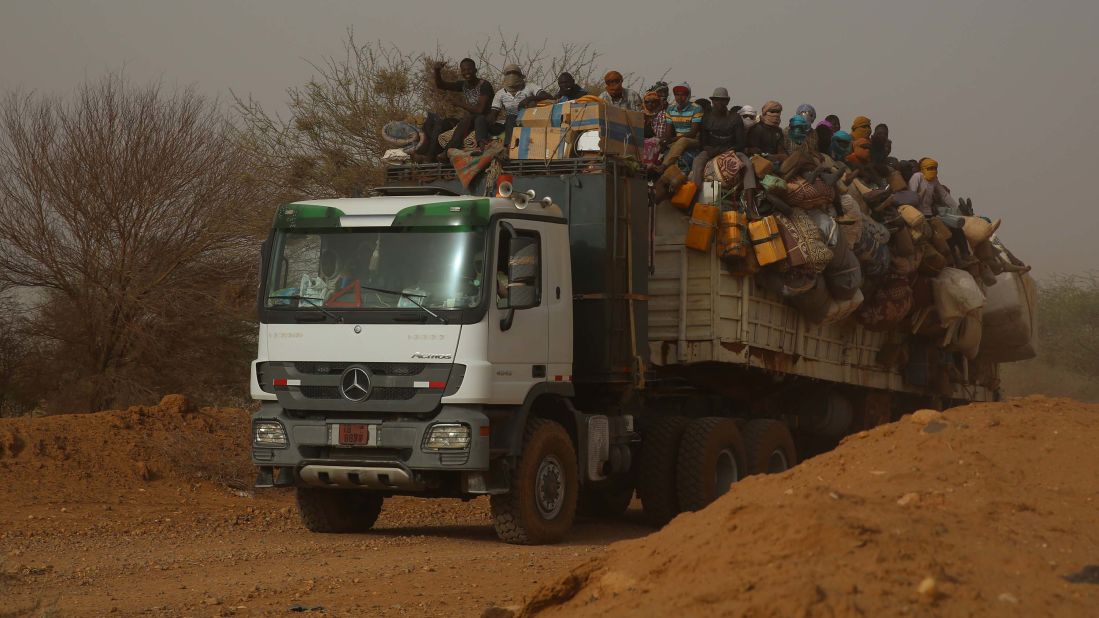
(488, 64, 548, 145)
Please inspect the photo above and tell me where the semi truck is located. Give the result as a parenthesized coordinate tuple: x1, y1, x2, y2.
(250, 157, 1003, 544)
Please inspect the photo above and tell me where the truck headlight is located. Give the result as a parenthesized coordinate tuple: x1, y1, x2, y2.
(422, 423, 471, 451)
(253, 421, 288, 448)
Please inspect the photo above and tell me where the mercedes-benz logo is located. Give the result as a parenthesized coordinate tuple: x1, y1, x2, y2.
(339, 366, 371, 402)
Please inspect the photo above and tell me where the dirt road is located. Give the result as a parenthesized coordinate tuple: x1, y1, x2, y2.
(0, 399, 649, 616)
(2, 489, 649, 617)
(4, 395, 1099, 617)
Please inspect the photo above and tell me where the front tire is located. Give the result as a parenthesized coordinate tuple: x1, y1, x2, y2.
(676, 417, 746, 512)
(296, 488, 384, 533)
(490, 418, 578, 545)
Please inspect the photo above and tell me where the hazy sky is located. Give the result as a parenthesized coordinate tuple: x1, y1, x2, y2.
(3, 0, 1098, 277)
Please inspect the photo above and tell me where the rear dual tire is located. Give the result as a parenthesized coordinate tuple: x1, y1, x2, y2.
(676, 417, 747, 513)
(743, 418, 797, 475)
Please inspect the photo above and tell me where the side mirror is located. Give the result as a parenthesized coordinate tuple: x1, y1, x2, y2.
(499, 231, 540, 331)
(506, 236, 539, 311)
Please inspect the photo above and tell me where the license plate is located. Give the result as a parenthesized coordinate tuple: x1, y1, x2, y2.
(332, 423, 376, 447)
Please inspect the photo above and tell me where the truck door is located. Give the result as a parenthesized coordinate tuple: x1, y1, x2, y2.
(487, 219, 550, 403)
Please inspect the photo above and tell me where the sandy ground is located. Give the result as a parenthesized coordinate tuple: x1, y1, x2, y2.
(512, 397, 1099, 617)
(3, 395, 1098, 617)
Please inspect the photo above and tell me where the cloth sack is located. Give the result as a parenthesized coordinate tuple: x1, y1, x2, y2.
(857, 277, 914, 331)
(777, 210, 833, 273)
(838, 194, 863, 250)
(823, 288, 865, 324)
(825, 244, 863, 301)
(932, 267, 986, 353)
(788, 275, 832, 323)
(783, 177, 836, 210)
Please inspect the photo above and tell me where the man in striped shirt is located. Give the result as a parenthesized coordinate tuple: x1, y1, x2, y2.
(658, 82, 702, 175)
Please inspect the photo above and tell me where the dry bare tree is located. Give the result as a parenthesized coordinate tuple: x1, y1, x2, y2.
(235, 30, 604, 198)
(0, 74, 270, 411)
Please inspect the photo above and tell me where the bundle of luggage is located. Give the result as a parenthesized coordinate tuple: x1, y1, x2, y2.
(670, 142, 1035, 390)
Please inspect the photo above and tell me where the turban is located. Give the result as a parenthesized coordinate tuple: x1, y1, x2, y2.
(920, 157, 939, 182)
(795, 104, 817, 125)
(851, 116, 872, 140)
(830, 130, 853, 161)
(761, 101, 782, 127)
(846, 138, 871, 165)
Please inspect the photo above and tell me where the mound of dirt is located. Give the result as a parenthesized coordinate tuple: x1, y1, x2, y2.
(512, 397, 1099, 617)
(0, 394, 254, 503)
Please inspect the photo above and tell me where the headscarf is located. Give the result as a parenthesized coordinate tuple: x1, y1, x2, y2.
(672, 82, 691, 96)
(851, 116, 872, 140)
(919, 157, 939, 182)
(761, 101, 782, 127)
(604, 70, 624, 96)
(739, 104, 758, 130)
(818, 117, 837, 132)
(788, 115, 811, 145)
(830, 130, 852, 161)
(502, 63, 525, 92)
(846, 138, 871, 165)
(642, 90, 663, 116)
(795, 104, 817, 126)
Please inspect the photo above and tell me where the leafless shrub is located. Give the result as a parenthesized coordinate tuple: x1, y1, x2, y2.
(0, 74, 271, 411)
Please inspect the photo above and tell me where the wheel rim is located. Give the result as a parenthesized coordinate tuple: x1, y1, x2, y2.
(535, 454, 565, 519)
(767, 448, 789, 473)
(714, 448, 738, 497)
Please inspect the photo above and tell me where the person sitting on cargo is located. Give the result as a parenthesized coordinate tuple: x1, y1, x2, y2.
(599, 71, 642, 111)
(488, 64, 548, 146)
(525, 72, 589, 106)
(642, 90, 671, 169)
(738, 105, 758, 131)
(432, 58, 495, 161)
(908, 157, 959, 217)
(648, 81, 670, 110)
(688, 87, 746, 187)
(790, 104, 819, 152)
(659, 83, 703, 163)
(745, 101, 787, 158)
(851, 115, 872, 140)
(815, 114, 840, 156)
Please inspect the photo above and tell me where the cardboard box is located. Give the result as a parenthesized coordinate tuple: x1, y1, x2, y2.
(510, 101, 644, 160)
(509, 126, 571, 160)
(516, 102, 570, 129)
(566, 102, 644, 158)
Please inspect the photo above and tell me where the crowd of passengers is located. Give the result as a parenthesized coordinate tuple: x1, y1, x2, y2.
(412, 58, 982, 225)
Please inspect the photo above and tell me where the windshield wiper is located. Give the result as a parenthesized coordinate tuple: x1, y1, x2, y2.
(360, 285, 448, 325)
(266, 294, 343, 323)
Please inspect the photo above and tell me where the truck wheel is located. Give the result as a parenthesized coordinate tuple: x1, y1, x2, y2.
(676, 417, 746, 512)
(490, 418, 578, 545)
(578, 484, 634, 518)
(295, 488, 384, 533)
(638, 416, 689, 527)
(743, 419, 797, 475)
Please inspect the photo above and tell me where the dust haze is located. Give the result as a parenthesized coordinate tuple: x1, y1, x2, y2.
(2, 0, 1097, 277)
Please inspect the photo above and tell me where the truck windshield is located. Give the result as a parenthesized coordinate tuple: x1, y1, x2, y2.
(264, 227, 487, 312)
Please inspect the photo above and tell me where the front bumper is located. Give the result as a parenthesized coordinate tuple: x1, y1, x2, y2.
(250, 402, 492, 490)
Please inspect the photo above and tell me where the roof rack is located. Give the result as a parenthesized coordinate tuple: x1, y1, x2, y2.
(369, 185, 460, 197)
(384, 157, 626, 184)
